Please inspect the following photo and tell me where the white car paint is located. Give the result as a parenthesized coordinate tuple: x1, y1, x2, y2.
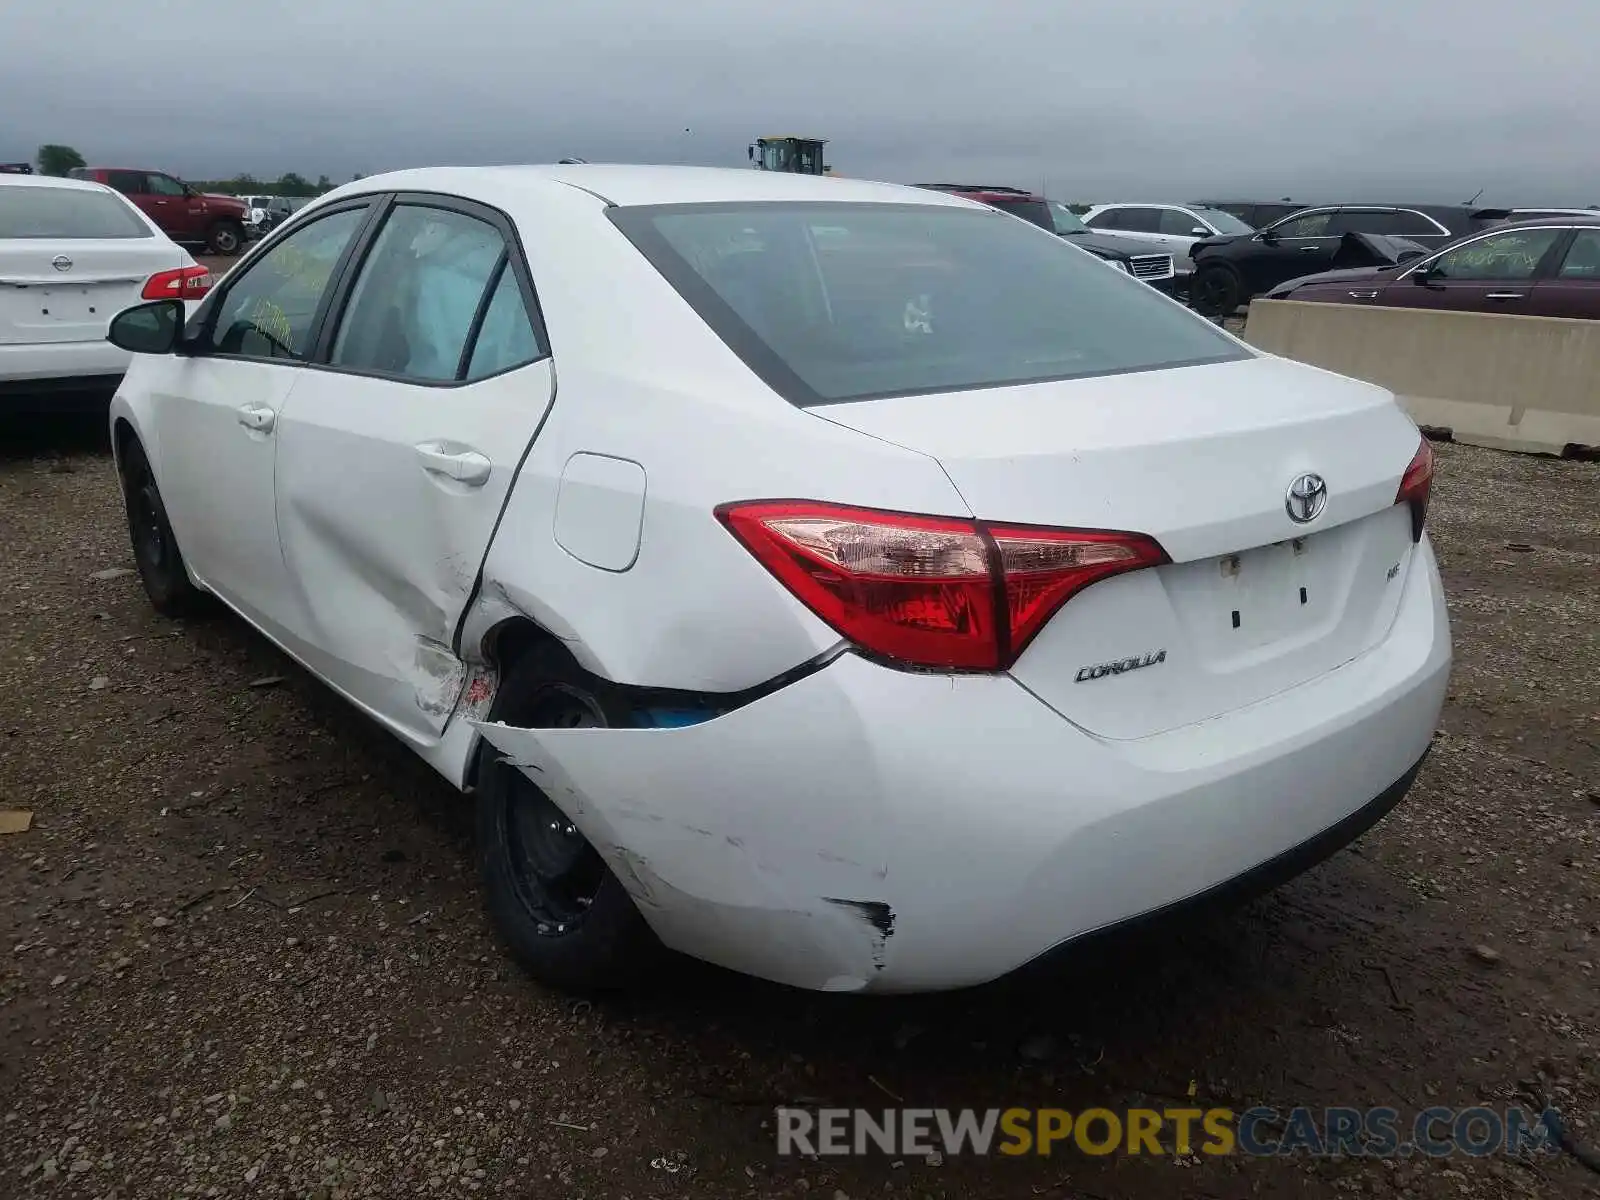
(1082, 203, 1250, 276)
(108, 164, 1450, 993)
(1, 173, 197, 390)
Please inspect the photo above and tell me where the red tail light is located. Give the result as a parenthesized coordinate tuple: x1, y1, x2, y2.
(141, 265, 212, 301)
(1396, 436, 1434, 542)
(716, 500, 1168, 671)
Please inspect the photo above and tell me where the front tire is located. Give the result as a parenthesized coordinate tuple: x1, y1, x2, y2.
(118, 439, 208, 617)
(475, 642, 658, 992)
(207, 220, 243, 255)
(1191, 264, 1243, 317)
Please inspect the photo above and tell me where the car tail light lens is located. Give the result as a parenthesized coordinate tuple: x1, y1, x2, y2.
(716, 500, 1168, 671)
(1396, 436, 1434, 542)
(141, 265, 212, 301)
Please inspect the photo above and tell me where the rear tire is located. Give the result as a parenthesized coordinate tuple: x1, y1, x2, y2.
(475, 642, 659, 992)
(207, 220, 243, 255)
(118, 439, 209, 617)
(1191, 264, 1243, 317)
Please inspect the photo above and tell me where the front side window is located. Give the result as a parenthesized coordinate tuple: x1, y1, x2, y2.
(1271, 211, 1334, 239)
(1191, 207, 1253, 235)
(1557, 229, 1600, 278)
(330, 205, 507, 381)
(610, 201, 1248, 407)
(205, 206, 367, 360)
(1427, 227, 1563, 281)
(987, 198, 1054, 232)
(0, 187, 152, 239)
(146, 174, 187, 198)
(1084, 208, 1122, 230)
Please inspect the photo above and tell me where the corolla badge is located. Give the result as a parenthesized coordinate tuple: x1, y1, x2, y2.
(1285, 473, 1328, 524)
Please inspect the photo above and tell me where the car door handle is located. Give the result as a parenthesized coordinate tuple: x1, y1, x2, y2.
(1347, 289, 1380, 300)
(1486, 292, 1525, 300)
(415, 442, 492, 487)
(1299, 245, 1322, 252)
(236, 403, 276, 433)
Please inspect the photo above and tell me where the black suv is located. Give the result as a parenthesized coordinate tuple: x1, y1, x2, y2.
(916, 185, 1178, 292)
(1189, 203, 1512, 315)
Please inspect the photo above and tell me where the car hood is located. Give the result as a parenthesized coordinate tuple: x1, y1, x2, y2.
(1265, 265, 1393, 297)
(1057, 230, 1146, 260)
(202, 193, 247, 210)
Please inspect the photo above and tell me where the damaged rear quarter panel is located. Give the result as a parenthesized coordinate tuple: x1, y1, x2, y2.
(473, 697, 903, 992)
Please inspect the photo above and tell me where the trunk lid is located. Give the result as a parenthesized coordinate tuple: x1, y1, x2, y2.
(0, 238, 183, 345)
(815, 355, 1424, 739)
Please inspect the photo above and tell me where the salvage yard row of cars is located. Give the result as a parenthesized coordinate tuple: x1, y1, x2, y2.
(8, 162, 1451, 995)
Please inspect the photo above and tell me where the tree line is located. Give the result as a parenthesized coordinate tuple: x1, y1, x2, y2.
(32, 144, 354, 196)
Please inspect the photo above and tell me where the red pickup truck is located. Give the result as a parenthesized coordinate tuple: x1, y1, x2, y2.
(69, 167, 249, 255)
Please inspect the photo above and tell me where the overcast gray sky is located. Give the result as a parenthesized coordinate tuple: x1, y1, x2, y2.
(5, 0, 1599, 205)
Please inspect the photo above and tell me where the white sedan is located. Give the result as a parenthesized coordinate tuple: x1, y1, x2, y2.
(105, 165, 1450, 994)
(1, 173, 209, 411)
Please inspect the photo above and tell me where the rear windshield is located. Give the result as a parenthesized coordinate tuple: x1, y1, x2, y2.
(610, 201, 1247, 406)
(0, 187, 152, 239)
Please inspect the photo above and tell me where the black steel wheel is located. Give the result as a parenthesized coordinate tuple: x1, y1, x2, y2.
(475, 643, 658, 991)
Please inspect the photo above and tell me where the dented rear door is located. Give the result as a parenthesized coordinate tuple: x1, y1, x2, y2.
(270, 197, 554, 747)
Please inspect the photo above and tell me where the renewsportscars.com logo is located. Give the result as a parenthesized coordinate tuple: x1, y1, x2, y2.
(776, 1106, 1565, 1159)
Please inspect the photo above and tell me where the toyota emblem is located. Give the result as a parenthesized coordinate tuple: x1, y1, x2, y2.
(51, 254, 73, 272)
(1285, 473, 1328, 524)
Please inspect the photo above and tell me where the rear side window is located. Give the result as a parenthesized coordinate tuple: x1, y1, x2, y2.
(986, 198, 1054, 231)
(0, 187, 152, 239)
(330, 203, 544, 383)
(1117, 208, 1163, 233)
(106, 171, 145, 195)
(1557, 229, 1600, 278)
(610, 202, 1248, 407)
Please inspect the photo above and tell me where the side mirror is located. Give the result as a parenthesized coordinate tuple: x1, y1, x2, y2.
(1258, 229, 1280, 245)
(1190, 226, 1210, 238)
(1410, 262, 1436, 283)
(108, 300, 183, 355)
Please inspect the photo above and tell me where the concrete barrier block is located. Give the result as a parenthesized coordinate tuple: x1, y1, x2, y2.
(1242, 300, 1600, 456)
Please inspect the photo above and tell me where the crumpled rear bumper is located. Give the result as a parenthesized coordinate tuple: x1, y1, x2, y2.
(475, 540, 1450, 993)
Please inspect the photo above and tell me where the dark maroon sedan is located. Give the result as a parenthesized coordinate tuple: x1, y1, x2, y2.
(1264, 217, 1600, 319)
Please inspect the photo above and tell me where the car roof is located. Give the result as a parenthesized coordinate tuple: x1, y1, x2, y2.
(320, 164, 976, 210)
(0, 172, 119, 193)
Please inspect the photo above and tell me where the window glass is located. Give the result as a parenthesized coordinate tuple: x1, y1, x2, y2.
(1272, 211, 1334, 238)
(0, 187, 152, 239)
(106, 171, 144, 195)
(1047, 202, 1089, 235)
(611, 202, 1246, 408)
(1117, 208, 1162, 233)
(1389, 211, 1444, 237)
(205, 207, 366, 360)
(146, 174, 187, 197)
(1429, 227, 1563, 281)
(987, 198, 1055, 232)
(1191, 207, 1253, 234)
(1557, 229, 1600, 278)
(465, 268, 543, 380)
(331, 205, 505, 381)
(1084, 208, 1121, 230)
(1158, 208, 1204, 236)
(1327, 211, 1399, 236)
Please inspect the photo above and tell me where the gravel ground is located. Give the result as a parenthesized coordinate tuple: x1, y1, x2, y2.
(0, 421, 1596, 1200)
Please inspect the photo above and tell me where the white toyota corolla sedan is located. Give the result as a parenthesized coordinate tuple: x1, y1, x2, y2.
(2, 172, 209, 411)
(105, 164, 1450, 994)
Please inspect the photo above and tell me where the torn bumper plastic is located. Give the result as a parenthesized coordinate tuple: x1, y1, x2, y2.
(475, 541, 1450, 993)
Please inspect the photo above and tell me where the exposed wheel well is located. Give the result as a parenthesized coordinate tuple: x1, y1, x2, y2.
(462, 617, 570, 794)
(112, 417, 139, 474)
